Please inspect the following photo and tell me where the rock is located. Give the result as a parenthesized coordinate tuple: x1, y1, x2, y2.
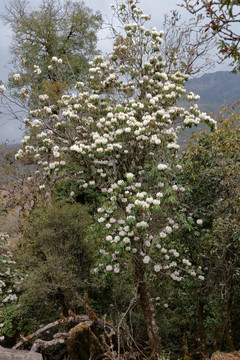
(0, 346, 43, 360)
(211, 351, 240, 360)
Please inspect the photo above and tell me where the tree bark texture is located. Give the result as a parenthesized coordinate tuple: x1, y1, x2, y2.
(134, 254, 161, 359)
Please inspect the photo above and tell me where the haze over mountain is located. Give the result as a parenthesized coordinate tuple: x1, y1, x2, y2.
(177, 70, 240, 148)
(186, 71, 240, 114)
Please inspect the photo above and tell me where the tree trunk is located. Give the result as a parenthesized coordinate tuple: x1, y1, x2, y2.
(213, 268, 234, 352)
(134, 255, 161, 360)
(182, 333, 190, 360)
(221, 291, 234, 352)
(198, 300, 207, 360)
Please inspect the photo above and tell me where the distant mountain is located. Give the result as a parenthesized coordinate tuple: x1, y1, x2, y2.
(177, 71, 240, 148)
(186, 71, 240, 114)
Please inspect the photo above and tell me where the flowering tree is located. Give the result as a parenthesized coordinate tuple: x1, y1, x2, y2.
(10, 0, 217, 357)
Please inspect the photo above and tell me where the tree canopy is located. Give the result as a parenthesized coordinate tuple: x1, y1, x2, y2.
(2, 0, 103, 106)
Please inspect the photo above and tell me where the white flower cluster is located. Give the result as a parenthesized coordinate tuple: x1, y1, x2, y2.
(0, 233, 22, 342)
(12, 73, 21, 81)
(0, 233, 18, 306)
(39, 94, 49, 101)
(0, 85, 6, 94)
(34, 65, 42, 75)
(51, 56, 63, 64)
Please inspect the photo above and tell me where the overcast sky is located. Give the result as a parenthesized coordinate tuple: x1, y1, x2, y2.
(0, 0, 232, 143)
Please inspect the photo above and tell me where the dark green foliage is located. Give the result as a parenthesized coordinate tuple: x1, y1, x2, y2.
(177, 115, 240, 354)
(16, 202, 93, 320)
(53, 178, 102, 211)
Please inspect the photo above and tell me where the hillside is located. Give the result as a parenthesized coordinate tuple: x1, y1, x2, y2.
(186, 71, 240, 114)
(177, 71, 240, 148)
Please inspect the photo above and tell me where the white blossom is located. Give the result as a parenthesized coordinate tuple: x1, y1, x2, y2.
(143, 256, 151, 264)
(13, 73, 21, 81)
(154, 264, 161, 272)
(157, 163, 168, 170)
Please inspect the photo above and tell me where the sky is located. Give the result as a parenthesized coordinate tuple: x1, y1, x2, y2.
(0, 0, 233, 143)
